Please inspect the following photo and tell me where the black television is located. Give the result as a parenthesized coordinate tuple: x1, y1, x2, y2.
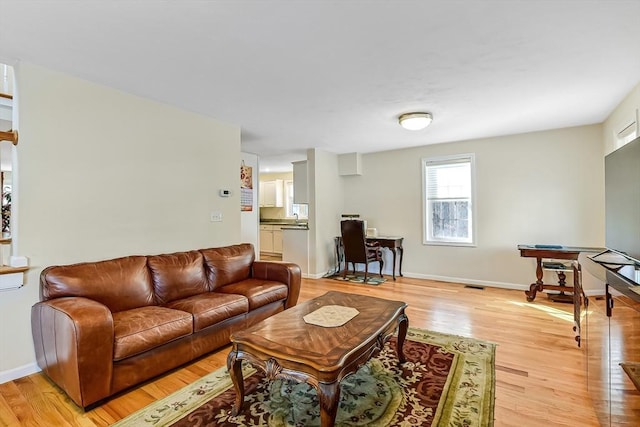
(604, 134, 640, 264)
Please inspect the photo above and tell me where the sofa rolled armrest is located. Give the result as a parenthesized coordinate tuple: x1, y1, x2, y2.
(252, 261, 301, 309)
(31, 297, 115, 408)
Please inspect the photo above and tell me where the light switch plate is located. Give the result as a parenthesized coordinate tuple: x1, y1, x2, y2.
(210, 212, 223, 222)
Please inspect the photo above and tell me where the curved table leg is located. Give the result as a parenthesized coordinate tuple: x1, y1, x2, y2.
(226, 350, 245, 416)
(524, 256, 544, 302)
(318, 381, 341, 427)
(525, 282, 544, 302)
(387, 245, 404, 280)
(396, 312, 408, 364)
(334, 237, 342, 274)
(390, 248, 397, 280)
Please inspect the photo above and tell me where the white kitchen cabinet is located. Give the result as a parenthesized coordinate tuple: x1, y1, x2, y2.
(273, 228, 283, 253)
(292, 161, 308, 204)
(259, 180, 284, 207)
(259, 224, 283, 254)
(260, 225, 274, 253)
(258, 183, 265, 207)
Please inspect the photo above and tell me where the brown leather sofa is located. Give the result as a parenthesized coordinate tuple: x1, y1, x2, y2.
(31, 243, 301, 409)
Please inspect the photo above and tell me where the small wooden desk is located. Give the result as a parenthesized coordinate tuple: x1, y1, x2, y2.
(518, 245, 603, 302)
(335, 236, 404, 280)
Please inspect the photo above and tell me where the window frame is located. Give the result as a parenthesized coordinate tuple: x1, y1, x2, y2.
(284, 179, 308, 220)
(421, 153, 476, 247)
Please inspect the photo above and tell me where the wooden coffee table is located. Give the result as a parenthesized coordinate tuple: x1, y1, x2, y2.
(226, 291, 408, 427)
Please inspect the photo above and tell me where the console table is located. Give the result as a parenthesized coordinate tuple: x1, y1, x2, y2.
(518, 245, 603, 302)
(335, 236, 404, 280)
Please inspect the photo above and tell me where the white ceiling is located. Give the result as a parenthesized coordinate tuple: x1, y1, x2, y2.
(1, 1, 640, 172)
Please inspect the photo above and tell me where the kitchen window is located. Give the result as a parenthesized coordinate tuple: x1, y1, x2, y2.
(422, 154, 475, 246)
(285, 180, 308, 219)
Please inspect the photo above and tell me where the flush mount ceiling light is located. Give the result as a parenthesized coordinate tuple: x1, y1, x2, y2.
(398, 112, 433, 131)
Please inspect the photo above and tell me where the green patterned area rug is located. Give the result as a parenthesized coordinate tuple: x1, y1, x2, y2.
(113, 328, 496, 427)
(332, 273, 387, 285)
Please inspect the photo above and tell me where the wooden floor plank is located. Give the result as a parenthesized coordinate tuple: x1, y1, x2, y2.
(0, 388, 21, 426)
(1, 276, 602, 426)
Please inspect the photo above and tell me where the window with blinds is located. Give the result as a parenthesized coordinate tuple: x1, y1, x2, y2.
(422, 154, 475, 246)
(284, 180, 308, 219)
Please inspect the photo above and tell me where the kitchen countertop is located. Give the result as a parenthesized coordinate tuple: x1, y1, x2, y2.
(281, 225, 309, 230)
(261, 219, 308, 229)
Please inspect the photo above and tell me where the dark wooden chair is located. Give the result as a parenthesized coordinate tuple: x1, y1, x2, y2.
(340, 219, 383, 282)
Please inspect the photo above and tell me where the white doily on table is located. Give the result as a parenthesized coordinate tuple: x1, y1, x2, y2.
(303, 305, 360, 327)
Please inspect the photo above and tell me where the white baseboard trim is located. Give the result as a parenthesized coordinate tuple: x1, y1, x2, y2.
(304, 272, 325, 279)
(384, 271, 607, 298)
(309, 270, 605, 299)
(0, 362, 40, 385)
(310, 268, 529, 290)
(402, 271, 529, 291)
(583, 289, 607, 297)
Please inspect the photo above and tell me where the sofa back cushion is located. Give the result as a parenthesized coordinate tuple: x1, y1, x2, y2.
(148, 250, 209, 304)
(200, 243, 255, 290)
(41, 256, 154, 313)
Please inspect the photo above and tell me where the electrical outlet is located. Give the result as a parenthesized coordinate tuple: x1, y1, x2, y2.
(210, 212, 223, 222)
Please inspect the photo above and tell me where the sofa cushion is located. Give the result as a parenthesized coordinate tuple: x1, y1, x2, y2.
(166, 292, 249, 332)
(148, 250, 209, 304)
(200, 244, 255, 290)
(217, 279, 288, 310)
(41, 256, 154, 313)
(112, 306, 193, 361)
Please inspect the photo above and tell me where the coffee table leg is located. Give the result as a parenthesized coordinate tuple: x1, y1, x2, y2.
(318, 381, 340, 427)
(397, 313, 408, 364)
(226, 350, 244, 416)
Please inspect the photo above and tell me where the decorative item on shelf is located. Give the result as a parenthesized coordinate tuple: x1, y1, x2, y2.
(2, 187, 10, 233)
(0, 129, 18, 145)
(542, 261, 570, 270)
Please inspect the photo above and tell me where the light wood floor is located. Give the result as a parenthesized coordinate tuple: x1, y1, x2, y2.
(0, 276, 601, 426)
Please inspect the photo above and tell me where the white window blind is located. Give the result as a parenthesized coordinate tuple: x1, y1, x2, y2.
(423, 154, 475, 245)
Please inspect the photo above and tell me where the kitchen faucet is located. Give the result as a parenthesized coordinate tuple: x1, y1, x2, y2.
(294, 213, 299, 223)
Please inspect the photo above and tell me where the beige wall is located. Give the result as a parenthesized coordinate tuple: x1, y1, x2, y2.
(340, 125, 605, 288)
(0, 62, 241, 378)
(308, 149, 344, 277)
